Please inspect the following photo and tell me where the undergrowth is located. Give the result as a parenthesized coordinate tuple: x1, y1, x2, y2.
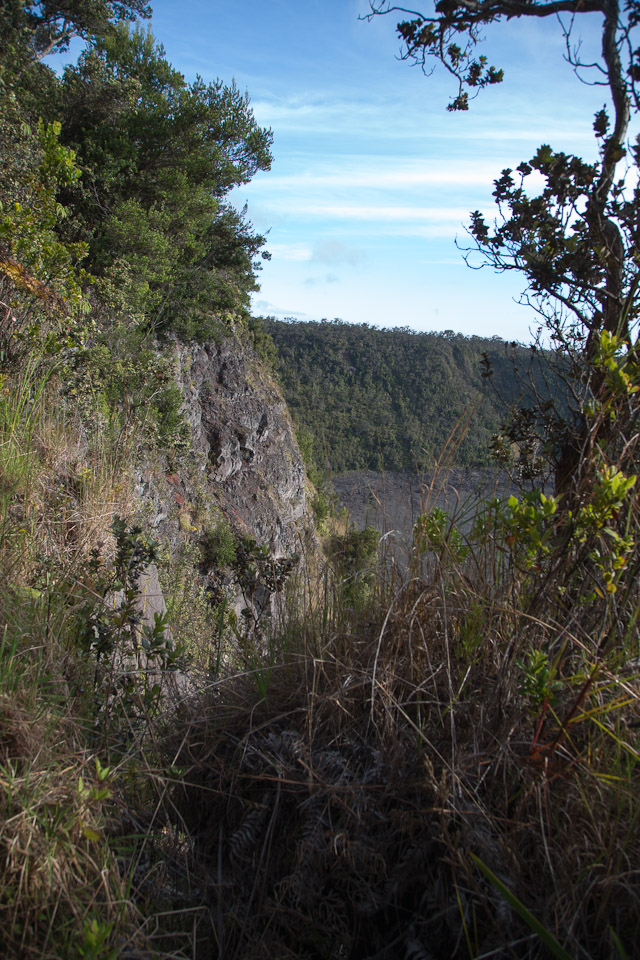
(165, 387, 640, 959)
(2, 324, 639, 959)
(0, 352, 209, 958)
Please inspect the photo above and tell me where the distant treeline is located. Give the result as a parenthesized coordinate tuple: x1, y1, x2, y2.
(264, 318, 553, 473)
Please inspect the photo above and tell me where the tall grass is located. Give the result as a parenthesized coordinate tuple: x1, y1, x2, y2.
(0, 356, 207, 958)
(166, 452, 640, 959)
(2, 341, 638, 958)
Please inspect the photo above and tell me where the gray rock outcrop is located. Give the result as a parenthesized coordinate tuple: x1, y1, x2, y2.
(133, 331, 314, 641)
(174, 336, 307, 559)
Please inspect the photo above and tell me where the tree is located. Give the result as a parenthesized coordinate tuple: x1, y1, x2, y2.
(55, 25, 273, 339)
(0, 0, 151, 67)
(0, 103, 89, 357)
(366, 1, 640, 493)
(1, 5, 273, 343)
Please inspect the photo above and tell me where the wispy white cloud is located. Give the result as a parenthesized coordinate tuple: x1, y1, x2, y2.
(311, 239, 367, 266)
(253, 162, 500, 191)
(297, 204, 474, 222)
(304, 273, 340, 287)
(251, 95, 386, 131)
(385, 223, 475, 239)
(252, 298, 308, 318)
(251, 93, 596, 149)
(267, 243, 312, 261)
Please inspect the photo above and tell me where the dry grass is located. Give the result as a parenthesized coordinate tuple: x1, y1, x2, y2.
(1, 362, 137, 603)
(0, 360, 208, 958)
(2, 351, 638, 958)
(164, 481, 640, 960)
(0, 577, 210, 958)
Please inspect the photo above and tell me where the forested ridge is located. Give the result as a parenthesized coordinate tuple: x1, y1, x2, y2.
(265, 316, 548, 472)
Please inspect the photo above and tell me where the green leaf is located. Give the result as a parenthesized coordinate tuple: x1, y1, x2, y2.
(610, 926, 631, 959)
(95, 759, 111, 781)
(470, 853, 574, 959)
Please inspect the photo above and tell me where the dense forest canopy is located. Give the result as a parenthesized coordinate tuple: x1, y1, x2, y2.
(265, 317, 554, 473)
(0, 0, 272, 346)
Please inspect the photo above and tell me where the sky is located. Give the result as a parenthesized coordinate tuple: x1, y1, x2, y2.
(124, 1, 610, 342)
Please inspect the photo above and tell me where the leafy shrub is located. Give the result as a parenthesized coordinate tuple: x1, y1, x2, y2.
(65, 322, 190, 452)
(328, 525, 379, 610)
(246, 314, 278, 367)
(414, 505, 469, 564)
(200, 518, 237, 569)
(74, 517, 186, 755)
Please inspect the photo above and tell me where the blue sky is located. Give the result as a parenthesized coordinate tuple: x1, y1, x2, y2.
(138, 2, 607, 341)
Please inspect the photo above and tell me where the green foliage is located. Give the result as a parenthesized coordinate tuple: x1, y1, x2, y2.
(0, 105, 89, 346)
(414, 506, 469, 563)
(571, 464, 636, 599)
(265, 317, 551, 472)
(517, 649, 563, 710)
(158, 537, 228, 675)
(75, 918, 118, 960)
(380, 9, 504, 112)
(368, 1, 640, 500)
(593, 330, 640, 403)
(0, 352, 52, 596)
(296, 425, 315, 471)
(310, 488, 332, 528)
(0, 0, 151, 71)
(2, 11, 272, 346)
(294, 423, 336, 527)
(54, 25, 272, 340)
(0, 5, 337, 956)
(466, 136, 640, 487)
(496, 490, 558, 570)
(151, 380, 189, 447)
(201, 518, 237, 569)
(246, 313, 278, 367)
(328, 525, 378, 610)
(65, 322, 190, 451)
(0, 351, 204, 956)
(199, 521, 299, 654)
(234, 534, 298, 603)
(75, 517, 186, 753)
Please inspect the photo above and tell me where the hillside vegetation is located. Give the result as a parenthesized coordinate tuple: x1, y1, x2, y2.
(0, 2, 639, 959)
(0, 4, 285, 955)
(264, 317, 554, 473)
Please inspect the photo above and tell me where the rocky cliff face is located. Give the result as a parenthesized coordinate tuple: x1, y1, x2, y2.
(175, 336, 307, 558)
(133, 331, 312, 636)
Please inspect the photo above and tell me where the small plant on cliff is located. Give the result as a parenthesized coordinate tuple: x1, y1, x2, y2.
(328, 525, 379, 612)
(201, 518, 238, 570)
(246, 314, 278, 367)
(74, 517, 186, 756)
